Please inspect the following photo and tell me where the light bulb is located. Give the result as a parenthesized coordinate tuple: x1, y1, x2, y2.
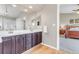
(76, 11, 79, 14)
(29, 6, 32, 9)
(23, 17, 26, 20)
(24, 9, 28, 12)
(12, 4, 16, 7)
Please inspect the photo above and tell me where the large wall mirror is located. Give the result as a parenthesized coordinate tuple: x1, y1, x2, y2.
(0, 4, 26, 31)
(0, 16, 16, 31)
(31, 16, 41, 27)
(2, 16, 16, 31)
(0, 4, 42, 31)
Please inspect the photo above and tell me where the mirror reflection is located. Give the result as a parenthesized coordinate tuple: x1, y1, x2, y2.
(0, 4, 42, 31)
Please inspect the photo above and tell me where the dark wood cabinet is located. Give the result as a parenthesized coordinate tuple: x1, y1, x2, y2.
(0, 43, 2, 54)
(2, 37, 12, 54)
(15, 35, 24, 54)
(25, 34, 32, 50)
(32, 32, 42, 47)
(37, 32, 42, 44)
(11, 36, 16, 54)
(32, 33, 38, 47)
(22, 34, 26, 52)
(1, 32, 42, 54)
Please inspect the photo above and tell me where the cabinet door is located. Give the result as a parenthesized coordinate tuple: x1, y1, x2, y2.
(0, 43, 2, 54)
(22, 34, 26, 52)
(32, 33, 38, 47)
(2, 37, 12, 54)
(37, 32, 42, 44)
(11, 36, 16, 54)
(19, 34, 26, 52)
(15, 35, 24, 54)
(25, 34, 32, 50)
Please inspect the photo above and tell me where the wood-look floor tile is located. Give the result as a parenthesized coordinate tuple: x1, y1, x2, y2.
(22, 44, 64, 54)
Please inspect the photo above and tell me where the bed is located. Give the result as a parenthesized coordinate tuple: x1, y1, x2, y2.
(60, 26, 79, 53)
(65, 26, 79, 39)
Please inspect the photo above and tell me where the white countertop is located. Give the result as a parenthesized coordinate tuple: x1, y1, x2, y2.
(0, 29, 42, 43)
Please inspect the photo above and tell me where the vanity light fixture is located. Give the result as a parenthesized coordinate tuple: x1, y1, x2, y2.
(12, 4, 16, 7)
(73, 8, 79, 14)
(23, 17, 26, 20)
(24, 9, 28, 12)
(5, 12, 8, 15)
(76, 11, 79, 14)
(29, 6, 32, 9)
(32, 22, 35, 26)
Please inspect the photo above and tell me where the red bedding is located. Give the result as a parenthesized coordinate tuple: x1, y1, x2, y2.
(65, 30, 79, 39)
(65, 26, 79, 39)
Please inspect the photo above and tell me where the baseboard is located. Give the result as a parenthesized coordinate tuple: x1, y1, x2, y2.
(41, 43, 57, 50)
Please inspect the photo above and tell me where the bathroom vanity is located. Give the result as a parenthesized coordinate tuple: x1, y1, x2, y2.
(0, 30, 42, 54)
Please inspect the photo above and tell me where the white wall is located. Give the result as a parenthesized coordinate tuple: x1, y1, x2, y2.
(28, 5, 57, 48)
(41, 5, 57, 48)
(60, 13, 79, 25)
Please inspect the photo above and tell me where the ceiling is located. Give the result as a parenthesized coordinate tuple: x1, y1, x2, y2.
(16, 4, 45, 14)
(0, 4, 45, 18)
(60, 4, 79, 13)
